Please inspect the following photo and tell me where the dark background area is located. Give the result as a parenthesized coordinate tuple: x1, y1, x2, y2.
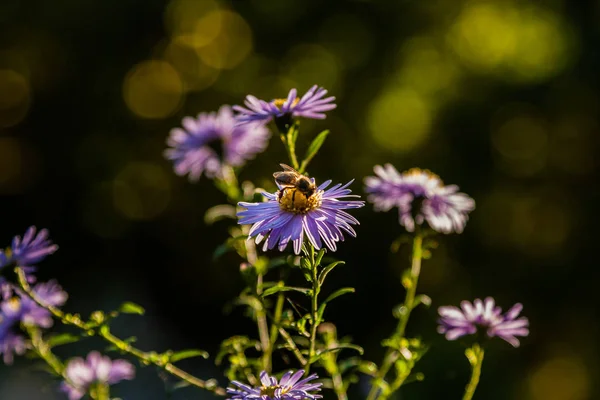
(1, 0, 599, 399)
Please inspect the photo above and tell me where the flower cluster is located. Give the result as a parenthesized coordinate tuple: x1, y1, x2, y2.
(364, 165, 475, 234)
(0, 280, 67, 364)
(164, 105, 271, 181)
(0, 226, 58, 276)
(227, 370, 322, 400)
(61, 351, 135, 400)
(437, 297, 530, 347)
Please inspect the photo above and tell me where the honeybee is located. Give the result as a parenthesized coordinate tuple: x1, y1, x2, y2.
(273, 164, 318, 213)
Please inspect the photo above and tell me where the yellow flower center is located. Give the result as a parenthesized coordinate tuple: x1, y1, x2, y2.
(261, 385, 288, 396)
(405, 168, 441, 182)
(278, 188, 322, 214)
(272, 98, 299, 110)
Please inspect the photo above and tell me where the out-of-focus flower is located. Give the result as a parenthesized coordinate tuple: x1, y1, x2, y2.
(164, 105, 270, 181)
(364, 164, 475, 234)
(0, 280, 67, 364)
(437, 297, 529, 347)
(227, 370, 322, 400)
(60, 351, 135, 400)
(233, 85, 336, 128)
(237, 174, 364, 254)
(0, 226, 58, 271)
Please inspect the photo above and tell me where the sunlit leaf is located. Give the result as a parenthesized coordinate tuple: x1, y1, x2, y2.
(118, 302, 145, 315)
(318, 261, 345, 285)
(300, 130, 329, 172)
(261, 285, 311, 298)
(169, 349, 209, 363)
(47, 333, 80, 348)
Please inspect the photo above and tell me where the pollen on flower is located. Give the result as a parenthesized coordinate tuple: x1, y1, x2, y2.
(273, 98, 300, 110)
(405, 167, 440, 181)
(277, 188, 323, 214)
(261, 385, 286, 396)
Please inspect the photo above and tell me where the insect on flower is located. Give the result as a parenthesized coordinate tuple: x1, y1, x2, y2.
(273, 164, 318, 213)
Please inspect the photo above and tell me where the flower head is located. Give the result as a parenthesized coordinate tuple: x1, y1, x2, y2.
(233, 85, 336, 129)
(227, 370, 322, 400)
(61, 351, 135, 400)
(438, 297, 529, 347)
(164, 105, 271, 181)
(0, 280, 67, 364)
(364, 164, 475, 234)
(0, 226, 58, 271)
(237, 172, 364, 255)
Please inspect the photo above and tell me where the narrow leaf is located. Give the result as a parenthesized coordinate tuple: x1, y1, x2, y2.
(262, 285, 311, 298)
(318, 261, 345, 285)
(119, 302, 145, 315)
(47, 333, 80, 348)
(317, 287, 355, 320)
(301, 130, 329, 171)
(169, 349, 209, 363)
(310, 343, 364, 362)
(323, 287, 355, 305)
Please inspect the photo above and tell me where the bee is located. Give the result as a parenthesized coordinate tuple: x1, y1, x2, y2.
(273, 163, 318, 213)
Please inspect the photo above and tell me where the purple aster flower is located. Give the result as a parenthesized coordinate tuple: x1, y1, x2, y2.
(364, 164, 475, 234)
(60, 351, 135, 400)
(164, 105, 271, 181)
(227, 370, 323, 400)
(0, 280, 67, 364)
(233, 85, 337, 129)
(1, 226, 58, 268)
(237, 171, 364, 255)
(438, 297, 529, 347)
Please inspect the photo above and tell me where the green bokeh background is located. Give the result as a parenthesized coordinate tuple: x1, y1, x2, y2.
(0, 0, 598, 399)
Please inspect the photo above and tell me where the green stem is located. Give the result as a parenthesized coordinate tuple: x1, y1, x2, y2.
(331, 368, 348, 400)
(263, 289, 285, 372)
(463, 345, 485, 400)
(25, 326, 64, 377)
(306, 245, 320, 376)
(279, 123, 300, 170)
(15, 268, 227, 397)
(279, 327, 307, 365)
(367, 234, 423, 400)
(90, 383, 110, 400)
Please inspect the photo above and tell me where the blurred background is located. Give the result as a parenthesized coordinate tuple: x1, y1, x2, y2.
(1, 0, 598, 398)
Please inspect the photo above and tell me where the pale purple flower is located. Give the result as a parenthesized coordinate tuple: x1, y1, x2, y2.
(364, 164, 475, 234)
(0, 226, 58, 268)
(233, 85, 337, 128)
(227, 370, 323, 400)
(164, 105, 271, 181)
(61, 351, 135, 400)
(237, 176, 364, 255)
(438, 297, 529, 347)
(0, 280, 67, 364)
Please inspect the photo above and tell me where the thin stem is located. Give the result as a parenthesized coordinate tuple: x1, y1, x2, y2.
(331, 369, 348, 400)
(263, 289, 285, 372)
(367, 234, 423, 400)
(306, 245, 320, 376)
(255, 272, 271, 372)
(15, 268, 227, 397)
(26, 326, 64, 377)
(90, 383, 110, 400)
(278, 327, 307, 365)
(462, 345, 485, 400)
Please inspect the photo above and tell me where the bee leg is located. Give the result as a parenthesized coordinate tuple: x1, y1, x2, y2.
(291, 189, 296, 207)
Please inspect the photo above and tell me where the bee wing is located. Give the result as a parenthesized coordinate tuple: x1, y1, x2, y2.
(279, 163, 298, 173)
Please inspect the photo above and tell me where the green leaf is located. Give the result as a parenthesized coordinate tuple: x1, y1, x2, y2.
(310, 343, 364, 362)
(118, 302, 145, 315)
(262, 285, 311, 298)
(47, 333, 80, 348)
(301, 130, 329, 171)
(314, 248, 326, 267)
(318, 261, 345, 285)
(289, 122, 300, 146)
(317, 287, 355, 320)
(169, 349, 210, 363)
